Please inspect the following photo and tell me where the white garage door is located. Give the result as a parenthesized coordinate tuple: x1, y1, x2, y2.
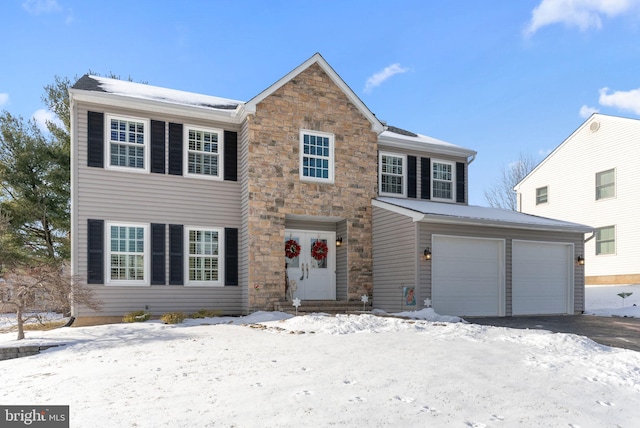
(432, 235, 505, 316)
(512, 241, 573, 315)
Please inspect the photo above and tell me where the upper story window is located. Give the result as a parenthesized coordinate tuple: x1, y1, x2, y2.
(536, 186, 548, 205)
(107, 222, 149, 285)
(106, 115, 149, 172)
(595, 225, 615, 255)
(379, 153, 406, 196)
(596, 168, 615, 200)
(300, 130, 334, 183)
(186, 227, 222, 286)
(432, 160, 454, 201)
(185, 126, 223, 179)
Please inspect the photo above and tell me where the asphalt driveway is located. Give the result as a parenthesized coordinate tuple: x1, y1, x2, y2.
(468, 315, 640, 352)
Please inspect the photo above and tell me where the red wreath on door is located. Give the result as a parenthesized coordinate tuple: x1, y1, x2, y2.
(285, 239, 301, 259)
(311, 240, 328, 261)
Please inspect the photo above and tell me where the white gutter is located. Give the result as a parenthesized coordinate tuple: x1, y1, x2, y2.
(68, 89, 243, 125)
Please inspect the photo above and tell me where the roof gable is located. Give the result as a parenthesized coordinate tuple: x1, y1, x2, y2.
(244, 53, 384, 133)
(515, 113, 640, 190)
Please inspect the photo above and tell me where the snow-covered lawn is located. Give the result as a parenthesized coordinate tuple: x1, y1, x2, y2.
(0, 286, 639, 427)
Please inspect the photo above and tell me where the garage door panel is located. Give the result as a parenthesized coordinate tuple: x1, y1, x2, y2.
(432, 236, 504, 317)
(512, 241, 572, 315)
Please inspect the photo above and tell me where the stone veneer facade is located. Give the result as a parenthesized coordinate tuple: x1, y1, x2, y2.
(246, 63, 378, 310)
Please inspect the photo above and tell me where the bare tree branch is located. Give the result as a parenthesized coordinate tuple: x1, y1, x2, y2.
(484, 153, 539, 210)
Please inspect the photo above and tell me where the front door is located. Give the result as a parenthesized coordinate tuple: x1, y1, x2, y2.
(285, 230, 336, 300)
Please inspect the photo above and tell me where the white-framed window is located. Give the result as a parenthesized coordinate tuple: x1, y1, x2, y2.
(431, 160, 455, 201)
(300, 130, 334, 183)
(107, 222, 149, 285)
(105, 114, 149, 173)
(536, 186, 548, 205)
(379, 153, 406, 196)
(596, 168, 615, 200)
(595, 225, 616, 255)
(184, 125, 223, 179)
(185, 227, 223, 286)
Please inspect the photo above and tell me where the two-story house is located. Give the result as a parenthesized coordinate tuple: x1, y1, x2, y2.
(515, 113, 640, 286)
(69, 53, 591, 324)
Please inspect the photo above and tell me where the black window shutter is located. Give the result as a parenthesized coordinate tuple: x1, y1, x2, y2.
(407, 155, 417, 198)
(224, 130, 238, 181)
(169, 224, 184, 285)
(225, 228, 239, 286)
(87, 219, 104, 284)
(456, 162, 466, 203)
(168, 123, 183, 176)
(151, 223, 166, 285)
(87, 111, 104, 168)
(421, 157, 431, 200)
(150, 120, 166, 174)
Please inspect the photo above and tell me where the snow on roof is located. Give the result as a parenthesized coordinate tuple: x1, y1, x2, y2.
(375, 197, 593, 232)
(73, 75, 243, 110)
(379, 126, 477, 156)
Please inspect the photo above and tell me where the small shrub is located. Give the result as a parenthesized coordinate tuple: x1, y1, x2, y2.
(160, 311, 186, 324)
(190, 309, 223, 319)
(122, 310, 150, 323)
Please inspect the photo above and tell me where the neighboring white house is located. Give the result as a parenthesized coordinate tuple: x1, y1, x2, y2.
(515, 113, 640, 285)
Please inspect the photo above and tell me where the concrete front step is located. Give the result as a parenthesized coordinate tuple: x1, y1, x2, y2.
(274, 300, 372, 315)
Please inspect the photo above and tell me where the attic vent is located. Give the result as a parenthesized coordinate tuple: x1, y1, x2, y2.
(590, 121, 600, 132)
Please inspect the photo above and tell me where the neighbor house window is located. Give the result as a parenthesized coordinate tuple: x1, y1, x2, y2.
(106, 115, 149, 172)
(185, 126, 223, 179)
(107, 223, 149, 285)
(300, 130, 334, 183)
(186, 227, 222, 286)
(595, 225, 615, 255)
(596, 168, 615, 200)
(379, 153, 406, 196)
(536, 186, 548, 205)
(432, 160, 454, 201)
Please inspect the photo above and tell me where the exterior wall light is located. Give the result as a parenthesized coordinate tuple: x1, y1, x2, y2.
(423, 247, 432, 261)
(336, 236, 343, 247)
(576, 255, 585, 265)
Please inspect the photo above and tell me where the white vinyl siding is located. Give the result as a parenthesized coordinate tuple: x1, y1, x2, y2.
(596, 168, 615, 200)
(515, 114, 640, 280)
(107, 222, 149, 285)
(105, 114, 149, 173)
(300, 130, 334, 183)
(431, 160, 455, 201)
(184, 126, 223, 179)
(186, 227, 223, 286)
(536, 186, 548, 205)
(596, 226, 615, 255)
(379, 153, 406, 197)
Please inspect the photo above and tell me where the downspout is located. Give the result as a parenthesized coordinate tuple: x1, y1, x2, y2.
(467, 153, 476, 166)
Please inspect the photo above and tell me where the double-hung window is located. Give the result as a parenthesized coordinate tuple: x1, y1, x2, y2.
(185, 126, 223, 179)
(596, 168, 615, 200)
(432, 160, 454, 201)
(186, 227, 222, 286)
(107, 223, 149, 285)
(595, 225, 615, 255)
(536, 186, 548, 205)
(300, 130, 334, 183)
(106, 115, 149, 172)
(379, 153, 406, 196)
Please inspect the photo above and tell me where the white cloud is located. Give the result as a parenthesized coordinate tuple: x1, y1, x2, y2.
(22, 0, 61, 15)
(32, 109, 61, 132)
(0, 93, 8, 107)
(364, 63, 410, 93)
(524, 0, 640, 36)
(599, 87, 640, 115)
(579, 104, 599, 118)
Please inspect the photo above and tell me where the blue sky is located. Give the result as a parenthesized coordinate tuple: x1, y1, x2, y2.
(2, 0, 640, 206)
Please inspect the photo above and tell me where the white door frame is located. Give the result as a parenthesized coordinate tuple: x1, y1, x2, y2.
(285, 229, 336, 300)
